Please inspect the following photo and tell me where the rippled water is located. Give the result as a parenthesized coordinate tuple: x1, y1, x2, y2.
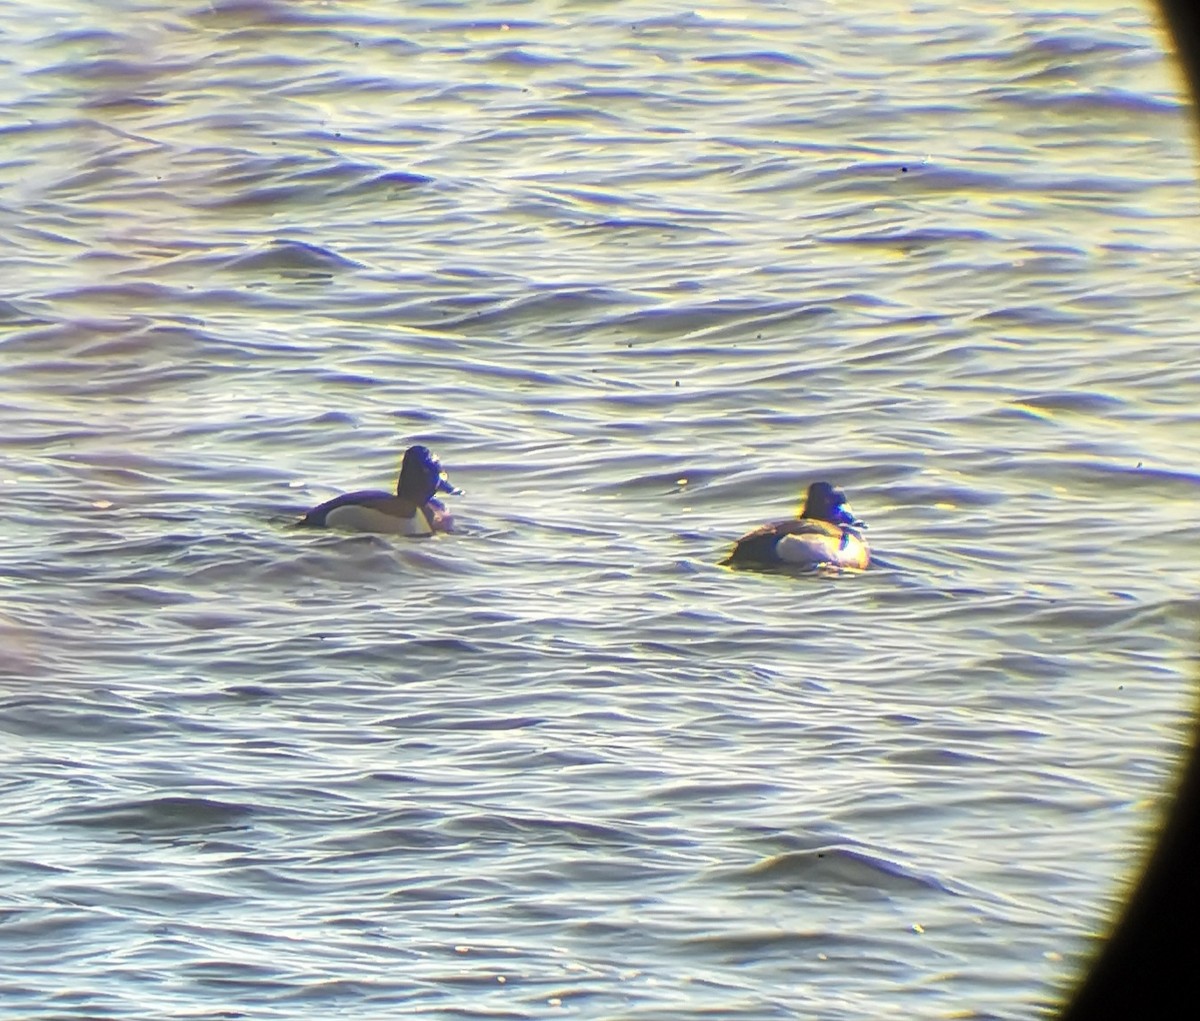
(2, 0, 1199, 1017)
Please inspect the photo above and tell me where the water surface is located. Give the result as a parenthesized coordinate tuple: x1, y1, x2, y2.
(2, 1, 1198, 1017)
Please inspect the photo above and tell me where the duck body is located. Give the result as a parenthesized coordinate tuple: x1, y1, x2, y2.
(300, 445, 461, 536)
(301, 489, 450, 535)
(726, 481, 869, 570)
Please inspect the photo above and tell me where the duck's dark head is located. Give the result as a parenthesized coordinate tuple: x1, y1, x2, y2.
(397, 445, 462, 503)
(801, 481, 864, 529)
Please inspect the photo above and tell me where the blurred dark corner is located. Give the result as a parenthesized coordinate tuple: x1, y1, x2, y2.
(1059, 1, 1199, 1017)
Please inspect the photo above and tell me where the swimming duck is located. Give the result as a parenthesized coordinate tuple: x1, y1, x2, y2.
(725, 481, 869, 569)
(300, 444, 462, 535)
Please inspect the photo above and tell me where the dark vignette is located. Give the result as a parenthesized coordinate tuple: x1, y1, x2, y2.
(1059, 1, 1199, 1016)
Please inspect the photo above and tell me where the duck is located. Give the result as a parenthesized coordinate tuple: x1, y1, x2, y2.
(299, 444, 462, 535)
(725, 481, 869, 570)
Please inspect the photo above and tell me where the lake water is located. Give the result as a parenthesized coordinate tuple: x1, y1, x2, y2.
(2, 1, 1198, 1018)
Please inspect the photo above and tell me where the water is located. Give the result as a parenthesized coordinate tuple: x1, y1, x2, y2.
(2, 1, 1198, 1017)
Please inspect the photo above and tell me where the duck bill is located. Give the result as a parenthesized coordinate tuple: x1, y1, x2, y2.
(832, 501, 864, 529)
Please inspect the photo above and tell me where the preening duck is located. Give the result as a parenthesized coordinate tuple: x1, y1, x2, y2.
(725, 481, 869, 570)
(300, 444, 462, 535)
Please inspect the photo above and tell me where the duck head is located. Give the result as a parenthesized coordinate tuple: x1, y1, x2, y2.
(397, 445, 463, 503)
(800, 481, 865, 529)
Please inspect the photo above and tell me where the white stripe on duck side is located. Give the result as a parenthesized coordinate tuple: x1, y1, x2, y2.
(323, 504, 434, 535)
(775, 530, 869, 570)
